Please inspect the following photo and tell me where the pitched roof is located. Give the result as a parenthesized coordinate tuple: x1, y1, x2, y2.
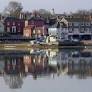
(28, 17, 44, 21)
(65, 17, 91, 22)
(4, 17, 25, 21)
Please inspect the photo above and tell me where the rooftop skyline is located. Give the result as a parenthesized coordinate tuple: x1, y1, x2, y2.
(0, 0, 92, 13)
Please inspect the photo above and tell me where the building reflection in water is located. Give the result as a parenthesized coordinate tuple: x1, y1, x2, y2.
(0, 49, 92, 89)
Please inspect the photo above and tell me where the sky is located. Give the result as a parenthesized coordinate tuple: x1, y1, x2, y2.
(0, 0, 92, 13)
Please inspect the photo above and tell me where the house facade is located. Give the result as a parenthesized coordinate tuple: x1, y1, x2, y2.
(67, 17, 92, 41)
(4, 17, 25, 35)
(23, 17, 48, 40)
(55, 15, 92, 43)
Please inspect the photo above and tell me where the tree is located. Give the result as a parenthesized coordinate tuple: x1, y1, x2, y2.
(38, 9, 51, 15)
(3, 1, 23, 18)
(32, 9, 52, 18)
(38, 9, 52, 18)
(76, 10, 89, 15)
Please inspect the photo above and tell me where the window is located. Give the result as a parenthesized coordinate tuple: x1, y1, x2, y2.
(12, 26, 16, 33)
(72, 35, 80, 40)
(81, 23, 84, 26)
(38, 30, 41, 34)
(61, 32, 65, 39)
(74, 22, 79, 26)
(68, 28, 73, 33)
(74, 28, 79, 32)
(81, 35, 91, 40)
(80, 28, 85, 33)
(69, 22, 72, 26)
(86, 22, 90, 26)
(7, 27, 10, 32)
(33, 30, 36, 34)
(85, 28, 90, 32)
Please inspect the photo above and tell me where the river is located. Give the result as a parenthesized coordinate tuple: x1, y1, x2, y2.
(0, 48, 92, 92)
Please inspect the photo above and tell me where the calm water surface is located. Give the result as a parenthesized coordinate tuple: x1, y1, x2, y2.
(0, 49, 92, 92)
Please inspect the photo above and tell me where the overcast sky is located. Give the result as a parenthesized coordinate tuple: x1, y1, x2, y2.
(0, 0, 92, 13)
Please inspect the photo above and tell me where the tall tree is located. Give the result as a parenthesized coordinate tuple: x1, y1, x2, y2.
(32, 9, 52, 18)
(3, 1, 23, 18)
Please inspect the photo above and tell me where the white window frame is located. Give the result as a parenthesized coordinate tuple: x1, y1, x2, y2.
(7, 27, 10, 32)
(12, 26, 16, 33)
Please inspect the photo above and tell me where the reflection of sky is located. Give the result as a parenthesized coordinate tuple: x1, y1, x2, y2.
(0, 0, 92, 13)
(0, 76, 92, 92)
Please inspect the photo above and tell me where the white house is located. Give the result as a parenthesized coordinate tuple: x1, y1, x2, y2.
(48, 28, 58, 36)
(47, 27, 58, 43)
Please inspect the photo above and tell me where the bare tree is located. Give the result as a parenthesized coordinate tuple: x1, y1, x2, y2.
(76, 10, 90, 15)
(3, 1, 23, 18)
(32, 9, 52, 18)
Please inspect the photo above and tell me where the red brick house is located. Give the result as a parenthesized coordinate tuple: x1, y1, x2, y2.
(23, 17, 48, 39)
(4, 17, 25, 35)
(28, 17, 45, 27)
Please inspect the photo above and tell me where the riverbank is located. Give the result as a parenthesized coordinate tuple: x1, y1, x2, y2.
(0, 42, 92, 50)
(0, 43, 59, 50)
(0, 43, 92, 51)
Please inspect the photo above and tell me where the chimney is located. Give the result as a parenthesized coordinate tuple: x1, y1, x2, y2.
(25, 20, 28, 27)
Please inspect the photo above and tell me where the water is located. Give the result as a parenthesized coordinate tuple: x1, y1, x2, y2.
(0, 49, 92, 92)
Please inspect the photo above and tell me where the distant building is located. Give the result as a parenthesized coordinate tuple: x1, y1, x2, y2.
(50, 14, 92, 44)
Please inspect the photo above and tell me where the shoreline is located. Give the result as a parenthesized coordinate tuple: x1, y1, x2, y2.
(0, 43, 92, 50)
